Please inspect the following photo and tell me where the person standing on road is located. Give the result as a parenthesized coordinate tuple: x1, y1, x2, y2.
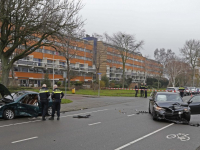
(179, 86, 185, 98)
(135, 83, 138, 97)
(140, 83, 144, 97)
(49, 84, 64, 120)
(144, 83, 148, 98)
(39, 84, 50, 121)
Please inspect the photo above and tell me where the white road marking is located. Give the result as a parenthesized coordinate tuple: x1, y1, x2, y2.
(115, 123, 174, 150)
(127, 114, 135, 117)
(0, 109, 108, 128)
(12, 136, 38, 144)
(0, 120, 41, 128)
(88, 122, 101, 126)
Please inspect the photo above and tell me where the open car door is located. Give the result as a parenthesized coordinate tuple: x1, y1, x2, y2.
(188, 96, 200, 114)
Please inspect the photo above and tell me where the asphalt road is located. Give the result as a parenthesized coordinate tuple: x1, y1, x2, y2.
(0, 95, 200, 150)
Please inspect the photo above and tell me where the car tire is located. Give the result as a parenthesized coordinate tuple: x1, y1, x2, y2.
(3, 109, 15, 120)
(47, 106, 52, 116)
(152, 109, 157, 120)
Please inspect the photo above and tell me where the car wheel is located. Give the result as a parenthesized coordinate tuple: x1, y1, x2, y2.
(3, 109, 15, 120)
(152, 109, 157, 120)
(47, 106, 52, 116)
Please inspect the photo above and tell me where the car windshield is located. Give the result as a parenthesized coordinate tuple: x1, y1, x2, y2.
(4, 92, 25, 101)
(156, 94, 182, 102)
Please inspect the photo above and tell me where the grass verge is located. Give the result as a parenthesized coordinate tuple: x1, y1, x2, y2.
(61, 99, 73, 104)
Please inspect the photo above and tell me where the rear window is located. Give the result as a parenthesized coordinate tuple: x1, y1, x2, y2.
(166, 88, 175, 91)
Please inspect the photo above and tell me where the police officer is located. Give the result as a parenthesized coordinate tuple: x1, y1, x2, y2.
(140, 83, 144, 97)
(179, 86, 185, 98)
(39, 84, 50, 121)
(144, 83, 148, 98)
(135, 83, 138, 97)
(49, 84, 64, 120)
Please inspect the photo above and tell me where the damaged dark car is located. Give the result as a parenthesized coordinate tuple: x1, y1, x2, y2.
(0, 84, 52, 120)
(149, 92, 191, 123)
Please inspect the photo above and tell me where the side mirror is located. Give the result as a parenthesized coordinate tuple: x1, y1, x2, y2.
(149, 98, 154, 101)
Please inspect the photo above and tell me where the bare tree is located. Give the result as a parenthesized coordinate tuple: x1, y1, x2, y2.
(180, 39, 200, 86)
(105, 32, 144, 88)
(0, 0, 84, 86)
(58, 37, 78, 89)
(165, 57, 185, 87)
(154, 48, 176, 86)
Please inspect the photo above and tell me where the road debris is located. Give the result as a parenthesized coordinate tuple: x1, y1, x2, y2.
(135, 109, 148, 114)
(73, 114, 91, 119)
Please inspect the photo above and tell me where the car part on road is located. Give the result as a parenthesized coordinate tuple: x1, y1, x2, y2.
(135, 109, 148, 114)
(73, 114, 91, 118)
(189, 123, 200, 127)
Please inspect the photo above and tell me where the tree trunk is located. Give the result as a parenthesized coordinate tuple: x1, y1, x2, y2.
(1, 57, 11, 86)
(67, 68, 70, 89)
(122, 63, 125, 88)
(193, 68, 195, 86)
(66, 59, 70, 89)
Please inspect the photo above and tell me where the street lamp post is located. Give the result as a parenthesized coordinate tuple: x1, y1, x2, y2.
(84, 46, 86, 83)
(53, 54, 54, 89)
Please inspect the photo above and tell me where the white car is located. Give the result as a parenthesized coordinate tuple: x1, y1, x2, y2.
(189, 87, 197, 94)
(166, 87, 180, 93)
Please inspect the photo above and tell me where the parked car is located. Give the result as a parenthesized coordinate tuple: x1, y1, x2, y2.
(184, 87, 190, 96)
(0, 84, 53, 120)
(149, 92, 191, 122)
(166, 87, 180, 94)
(187, 95, 200, 114)
(188, 87, 197, 95)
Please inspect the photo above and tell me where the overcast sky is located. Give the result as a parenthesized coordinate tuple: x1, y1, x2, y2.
(80, 0, 200, 59)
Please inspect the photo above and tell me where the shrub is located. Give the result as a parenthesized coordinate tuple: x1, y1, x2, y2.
(57, 81, 61, 86)
(74, 81, 83, 86)
(114, 85, 120, 88)
(110, 82, 115, 88)
(101, 75, 109, 87)
(100, 81, 105, 87)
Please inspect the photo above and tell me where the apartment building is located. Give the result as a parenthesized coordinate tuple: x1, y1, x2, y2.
(9, 39, 95, 87)
(2, 35, 162, 87)
(84, 36, 162, 83)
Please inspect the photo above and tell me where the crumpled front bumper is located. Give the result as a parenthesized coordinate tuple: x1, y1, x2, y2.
(155, 110, 189, 124)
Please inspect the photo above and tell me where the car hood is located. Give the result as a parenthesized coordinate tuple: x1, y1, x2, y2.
(0, 84, 13, 100)
(156, 101, 188, 108)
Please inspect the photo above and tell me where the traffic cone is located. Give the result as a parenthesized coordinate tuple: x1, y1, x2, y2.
(191, 93, 193, 97)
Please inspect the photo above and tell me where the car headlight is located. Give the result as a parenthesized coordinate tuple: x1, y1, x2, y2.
(184, 108, 190, 112)
(155, 106, 165, 111)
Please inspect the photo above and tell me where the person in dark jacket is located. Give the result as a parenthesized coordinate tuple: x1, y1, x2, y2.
(135, 83, 138, 97)
(39, 84, 50, 121)
(49, 84, 64, 120)
(144, 83, 148, 98)
(179, 86, 185, 98)
(140, 83, 144, 97)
